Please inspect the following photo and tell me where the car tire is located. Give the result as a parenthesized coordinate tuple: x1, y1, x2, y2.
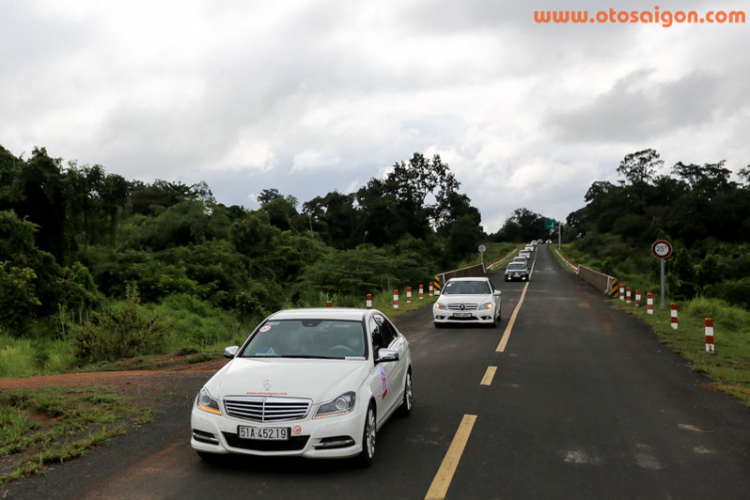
(434, 322, 443, 328)
(356, 403, 377, 468)
(397, 369, 413, 417)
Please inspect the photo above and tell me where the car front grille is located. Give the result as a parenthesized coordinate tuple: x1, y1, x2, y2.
(224, 396, 311, 422)
(446, 303, 479, 311)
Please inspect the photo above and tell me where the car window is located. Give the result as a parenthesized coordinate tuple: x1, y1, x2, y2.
(369, 315, 389, 354)
(507, 263, 527, 270)
(240, 319, 366, 359)
(443, 280, 491, 295)
(374, 314, 398, 346)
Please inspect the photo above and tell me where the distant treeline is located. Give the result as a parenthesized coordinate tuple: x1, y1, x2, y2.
(0, 146, 485, 338)
(564, 149, 750, 309)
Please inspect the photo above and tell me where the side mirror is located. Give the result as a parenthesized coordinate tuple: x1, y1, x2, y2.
(376, 348, 399, 363)
(224, 346, 239, 359)
(493, 290, 502, 297)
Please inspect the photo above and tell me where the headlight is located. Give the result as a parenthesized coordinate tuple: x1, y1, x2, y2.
(434, 302, 445, 310)
(196, 387, 221, 415)
(315, 392, 356, 418)
(480, 301, 493, 310)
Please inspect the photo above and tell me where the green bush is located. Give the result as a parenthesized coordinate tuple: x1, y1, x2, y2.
(70, 285, 171, 363)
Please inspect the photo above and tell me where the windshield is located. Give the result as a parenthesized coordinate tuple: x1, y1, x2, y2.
(442, 280, 492, 295)
(507, 263, 527, 270)
(240, 319, 366, 359)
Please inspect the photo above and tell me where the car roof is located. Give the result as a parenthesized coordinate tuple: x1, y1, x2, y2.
(267, 308, 372, 321)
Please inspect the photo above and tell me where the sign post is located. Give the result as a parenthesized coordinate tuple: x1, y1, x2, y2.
(478, 245, 486, 267)
(651, 240, 673, 308)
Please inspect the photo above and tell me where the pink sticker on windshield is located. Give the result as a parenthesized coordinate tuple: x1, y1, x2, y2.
(259, 325, 272, 333)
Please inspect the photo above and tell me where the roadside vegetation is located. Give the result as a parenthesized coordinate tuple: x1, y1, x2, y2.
(0, 386, 155, 486)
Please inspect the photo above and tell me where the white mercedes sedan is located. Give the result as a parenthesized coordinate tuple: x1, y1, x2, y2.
(432, 276, 502, 327)
(191, 308, 412, 467)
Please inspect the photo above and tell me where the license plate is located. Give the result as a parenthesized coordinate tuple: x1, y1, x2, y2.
(453, 312, 472, 318)
(238, 426, 289, 440)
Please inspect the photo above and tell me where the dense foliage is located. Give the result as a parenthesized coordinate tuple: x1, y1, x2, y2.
(565, 149, 750, 308)
(0, 146, 484, 361)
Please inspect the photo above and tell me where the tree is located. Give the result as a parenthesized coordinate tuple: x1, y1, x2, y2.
(617, 149, 662, 187)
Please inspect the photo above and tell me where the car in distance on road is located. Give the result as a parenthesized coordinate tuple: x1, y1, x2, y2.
(511, 256, 528, 266)
(191, 308, 412, 468)
(433, 277, 502, 327)
(519, 250, 531, 260)
(505, 262, 530, 282)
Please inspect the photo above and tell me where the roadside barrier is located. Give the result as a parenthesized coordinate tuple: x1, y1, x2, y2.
(705, 318, 715, 352)
(366, 294, 372, 309)
(635, 289, 641, 306)
(555, 249, 579, 272)
(626, 287, 631, 304)
(419, 284, 424, 299)
(647, 293, 654, 314)
(619, 283, 625, 301)
(429, 282, 434, 296)
(407, 287, 412, 304)
(671, 303, 678, 329)
(486, 248, 518, 271)
(394, 289, 399, 309)
(326, 300, 333, 307)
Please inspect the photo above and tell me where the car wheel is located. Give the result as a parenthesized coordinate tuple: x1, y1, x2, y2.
(357, 403, 377, 468)
(434, 322, 443, 328)
(397, 369, 413, 417)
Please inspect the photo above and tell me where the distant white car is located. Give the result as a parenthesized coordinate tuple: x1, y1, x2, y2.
(433, 277, 501, 327)
(191, 308, 412, 467)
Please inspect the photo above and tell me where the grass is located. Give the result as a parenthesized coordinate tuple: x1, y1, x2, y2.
(0, 386, 156, 485)
(556, 246, 750, 407)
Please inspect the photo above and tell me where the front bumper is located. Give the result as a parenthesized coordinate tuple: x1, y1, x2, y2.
(190, 398, 366, 459)
(432, 309, 497, 325)
(505, 273, 529, 282)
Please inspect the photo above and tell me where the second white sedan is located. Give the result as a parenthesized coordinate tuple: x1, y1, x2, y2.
(191, 308, 412, 467)
(433, 277, 502, 327)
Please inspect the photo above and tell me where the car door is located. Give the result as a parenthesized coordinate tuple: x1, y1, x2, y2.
(373, 314, 407, 417)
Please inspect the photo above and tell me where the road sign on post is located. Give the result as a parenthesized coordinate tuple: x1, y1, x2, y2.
(478, 245, 486, 267)
(651, 240, 673, 308)
(545, 219, 556, 230)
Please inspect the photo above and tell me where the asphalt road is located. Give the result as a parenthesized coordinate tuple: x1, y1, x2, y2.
(4, 244, 750, 499)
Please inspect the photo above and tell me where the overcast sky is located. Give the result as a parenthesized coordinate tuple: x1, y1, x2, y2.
(2, 0, 748, 233)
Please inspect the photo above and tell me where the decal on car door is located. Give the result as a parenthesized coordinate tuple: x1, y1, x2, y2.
(376, 365, 388, 399)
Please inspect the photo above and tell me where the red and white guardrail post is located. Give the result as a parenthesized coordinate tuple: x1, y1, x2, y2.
(671, 303, 678, 329)
(419, 284, 424, 299)
(635, 289, 641, 306)
(429, 282, 434, 296)
(366, 294, 372, 309)
(407, 286, 412, 304)
(647, 293, 654, 315)
(393, 289, 399, 309)
(326, 300, 333, 307)
(619, 283, 625, 301)
(705, 318, 715, 352)
(626, 287, 631, 304)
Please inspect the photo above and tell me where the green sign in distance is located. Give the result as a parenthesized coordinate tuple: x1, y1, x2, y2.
(545, 219, 556, 230)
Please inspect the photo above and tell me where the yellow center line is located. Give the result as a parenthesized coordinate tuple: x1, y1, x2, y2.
(424, 414, 478, 500)
(480, 366, 497, 386)
(496, 259, 535, 352)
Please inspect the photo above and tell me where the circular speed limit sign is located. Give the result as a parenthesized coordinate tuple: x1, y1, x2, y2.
(651, 240, 673, 259)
